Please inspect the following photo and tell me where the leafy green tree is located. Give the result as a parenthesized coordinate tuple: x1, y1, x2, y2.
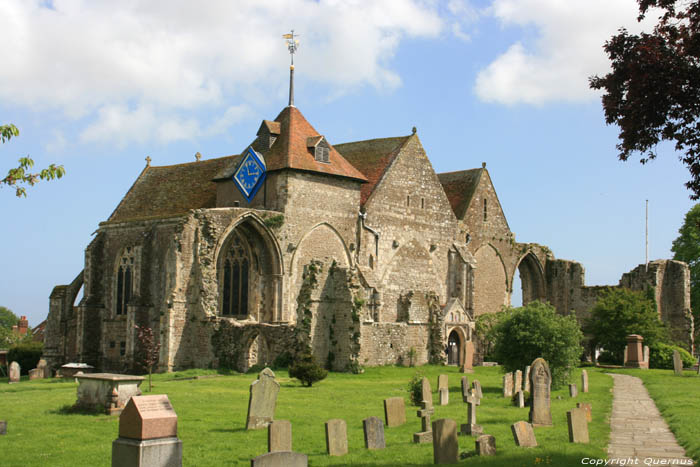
(288, 351, 328, 387)
(585, 288, 670, 363)
(671, 203, 700, 338)
(474, 307, 512, 361)
(492, 301, 583, 389)
(2, 123, 65, 197)
(0, 306, 19, 330)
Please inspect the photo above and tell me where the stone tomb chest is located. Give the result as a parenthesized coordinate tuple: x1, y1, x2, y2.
(75, 373, 145, 414)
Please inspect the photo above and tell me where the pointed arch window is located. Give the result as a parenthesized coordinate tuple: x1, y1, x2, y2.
(221, 235, 250, 317)
(116, 249, 134, 315)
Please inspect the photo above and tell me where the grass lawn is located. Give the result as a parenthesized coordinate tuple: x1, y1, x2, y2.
(603, 367, 700, 463)
(0, 365, 612, 466)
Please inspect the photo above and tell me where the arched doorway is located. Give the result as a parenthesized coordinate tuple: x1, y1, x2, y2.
(447, 330, 461, 365)
(514, 252, 546, 305)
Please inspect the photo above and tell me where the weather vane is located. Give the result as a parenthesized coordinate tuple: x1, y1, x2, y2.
(283, 30, 300, 106)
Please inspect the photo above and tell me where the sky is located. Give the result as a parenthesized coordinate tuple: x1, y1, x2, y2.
(1, 0, 695, 326)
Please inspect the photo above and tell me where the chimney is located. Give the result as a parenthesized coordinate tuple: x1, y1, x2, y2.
(17, 316, 28, 335)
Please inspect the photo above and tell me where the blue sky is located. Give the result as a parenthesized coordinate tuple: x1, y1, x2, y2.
(1, 0, 695, 326)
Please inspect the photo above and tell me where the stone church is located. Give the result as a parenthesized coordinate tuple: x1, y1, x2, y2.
(43, 96, 694, 374)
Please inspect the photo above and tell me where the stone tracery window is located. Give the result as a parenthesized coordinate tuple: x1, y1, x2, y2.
(221, 234, 250, 317)
(116, 248, 134, 316)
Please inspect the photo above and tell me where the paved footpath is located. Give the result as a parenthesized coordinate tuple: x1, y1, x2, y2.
(608, 373, 694, 464)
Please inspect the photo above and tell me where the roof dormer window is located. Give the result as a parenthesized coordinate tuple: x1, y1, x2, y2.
(256, 120, 281, 150)
(308, 136, 330, 164)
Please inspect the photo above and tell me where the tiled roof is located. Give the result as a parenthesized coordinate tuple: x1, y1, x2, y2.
(258, 120, 280, 135)
(437, 168, 483, 219)
(334, 135, 411, 205)
(107, 155, 239, 223)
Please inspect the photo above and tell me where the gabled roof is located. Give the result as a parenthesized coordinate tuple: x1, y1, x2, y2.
(107, 155, 238, 223)
(257, 120, 280, 136)
(334, 135, 411, 205)
(437, 168, 484, 219)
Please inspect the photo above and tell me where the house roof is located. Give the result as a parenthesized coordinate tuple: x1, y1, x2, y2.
(107, 155, 238, 223)
(437, 168, 484, 219)
(334, 135, 412, 205)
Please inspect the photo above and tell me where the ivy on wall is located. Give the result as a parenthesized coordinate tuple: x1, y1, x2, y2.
(426, 291, 446, 365)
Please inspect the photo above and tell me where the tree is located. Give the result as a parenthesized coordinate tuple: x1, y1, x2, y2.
(589, 1, 700, 199)
(671, 203, 700, 338)
(585, 287, 670, 363)
(492, 301, 583, 389)
(288, 351, 328, 387)
(134, 325, 160, 392)
(2, 123, 65, 197)
(0, 306, 19, 330)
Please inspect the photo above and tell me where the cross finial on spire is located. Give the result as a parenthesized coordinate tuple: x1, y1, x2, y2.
(283, 30, 300, 106)
(145, 156, 151, 167)
(195, 152, 202, 162)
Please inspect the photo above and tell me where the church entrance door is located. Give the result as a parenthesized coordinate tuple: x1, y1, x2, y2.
(447, 330, 460, 365)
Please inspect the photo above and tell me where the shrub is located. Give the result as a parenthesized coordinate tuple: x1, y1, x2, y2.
(596, 350, 618, 365)
(289, 351, 327, 387)
(407, 371, 424, 406)
(7, 341, 43, 375)
(649, 342, 696, 370)
(492, 301, 583, 389)
(272, 351, 293, 370)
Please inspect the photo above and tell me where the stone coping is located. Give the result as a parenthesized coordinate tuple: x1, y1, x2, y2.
(76, 373, 145, 382)
(61, 363, 95, 369)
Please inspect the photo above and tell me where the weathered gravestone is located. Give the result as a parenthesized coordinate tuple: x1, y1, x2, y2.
(268, 420, 292, 452)
(112, 394, 182, 467)
(514, 370, 522, 394)
(569, 384, 578, 398)
(529, 358, 552, 426)
(567, 408, 589, 443)
(28, 368, 42, 380)
(438, 374, 448, 392)
(511, 421, 537, 447)
(37, 358, 49, 379)
(471, 380, 483, 399)
(502, 373, 513, 398)
(413, 400, 434, 444)
(523, 366, 531, 393)
(251, 451, 308, 467)
(475, 434, 496, 456)
(623, 347, 628, 366)
(363, 416, 385, 450)
(246, 368, 280, 430)
(576, 402, 592, 422)
(461, 340, 474, 373)
(643, 346, 650, 370)
(460, 394, 482, 436)
(581, 370, 588, 393)
(515, 390, 525, 408)
(460, 376, 469, 401)
(421, 377, 433, 408)
(432, 418, 458, 464)
(625, 334, 645, 368)
(8, 361, 20, 383)
(673, 350, 683, 376)
(439, 388, 449, 406)
(325, 419, 348, 456)
(0, 420, 6, 435)
(383, 397, 406, 427)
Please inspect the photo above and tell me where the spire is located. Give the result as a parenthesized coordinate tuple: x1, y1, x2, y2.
(283, 30, 300, 107)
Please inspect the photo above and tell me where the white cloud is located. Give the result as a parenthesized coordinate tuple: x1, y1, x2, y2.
(0, 0, 444, 146)
(474, 0, 661, 105)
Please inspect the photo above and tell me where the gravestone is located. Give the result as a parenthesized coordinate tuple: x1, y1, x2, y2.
(76, 373, 144, 414)
(623, 347, 628, 366)
(413, 400, 434, 444)
(112, 395, 182, 467)
(643, 346, 650, 370)
(576, 402, 592, 422)
(514, 370, 522, 393)
(438, 374, 448, 391)
(529, 358, 552, 426)
(472, 380, 483, 399)
(439, 388, 449, 406)
(511, 421, 537, 447)
(246, 368, 280, 430)
(460, 394, 481, 436)
(432, 419, 458, 464)
(475, 434, 496, 456)
(460, 376, 469, 401)
(363, 416, 385, 450)
(251, 452, 308, 467)
(625, 334, 645, 368)
(268, 420, 292, 452)
(516, 390, 525, 408)
(523, 366, 531, 393)
(569, 384, 578, 398)
(461, 340, 474, 373)
(502, 373, 513, 398)
(0, 420, 6, 435)
(8, 361, 20, 383)
(673, 350, 683, 376)
(567, 408, 589, 443)
(581, 370, 588, 393)
(28, 368, 42, 380)
(383, 397, 406, 427)
(37, 358, 49, 379)
(325, 419, 348, 456)
(421, 377, 433, 408)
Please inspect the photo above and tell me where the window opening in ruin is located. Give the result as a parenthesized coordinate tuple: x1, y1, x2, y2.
(109, 341, 115, 349)
(483, 199, 488, 222)
(119, 341, 126, 356)
(406, 195, 410, 207)
(421, 197, 425, 209)
(369, 254, 374, 269)
(512, 268, 523, 307)
(116, 253, 134, 315)
(221, 234, 250, 317)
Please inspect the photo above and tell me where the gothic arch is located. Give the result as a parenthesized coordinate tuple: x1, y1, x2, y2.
(215, 212, 283, 276)
(473, 243, 508, 316)
(240, 332, 270, 372)
(290, 222, 352, 273)
(446, 326, 468, 366)
(513, 251, 546, 305)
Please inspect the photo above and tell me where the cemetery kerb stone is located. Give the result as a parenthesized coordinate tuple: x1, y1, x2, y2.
(476, 434, 496, 456)
(529, 358, 552, 426)
(246, 368, 280, 430)
(432, 418, 458, 464)
(569, 384, 578, 398)
(567, 408, 590, 443)
(523, 366, 531, 393)
(325, 419, 348, 456)
(460, 376, 469, 401)
(363, 416, 385, 449)
(461, 394, 482, 436)
(112, 394, 182, 467)
(461, 340, 474, 373)
(581, 370, 588, 393)
(576, 402, 593, 422)
(439, 388, 449, 406)
(268, 420, 292, 452)
(421, 377, 433, 408)
(673, 350, 683, 376)
(8, 361, 20, 383)
(251, 451, 308, 467)
(383, 397, 406, 427)
(514, 370, 522, 394)
(75, 373, 145, 415)
(413, 400, 434, 444)
(511, 421, 537, 447)
(502, 373, 513, 398)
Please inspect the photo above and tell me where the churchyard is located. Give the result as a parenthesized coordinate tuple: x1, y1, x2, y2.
(0, 364, 628, 466)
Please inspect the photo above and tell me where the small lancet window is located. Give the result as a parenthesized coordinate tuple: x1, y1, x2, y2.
(406, 195, 410, 207)
(116, 252, 134, 315)
(483, 198, 488, 222)
(421, 197, 425, 209)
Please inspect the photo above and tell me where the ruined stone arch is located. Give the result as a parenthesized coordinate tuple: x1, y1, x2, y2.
(290, 222, 353, 273)
(446, 326, 468, 366)
(473, 243, 508, 316)
(241, 331, 271, 372)
(513, 251, 546, 305)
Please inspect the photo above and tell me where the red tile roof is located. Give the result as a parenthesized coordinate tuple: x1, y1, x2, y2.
(437, 168, 484, 219)
(334, 135, 412, 205)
